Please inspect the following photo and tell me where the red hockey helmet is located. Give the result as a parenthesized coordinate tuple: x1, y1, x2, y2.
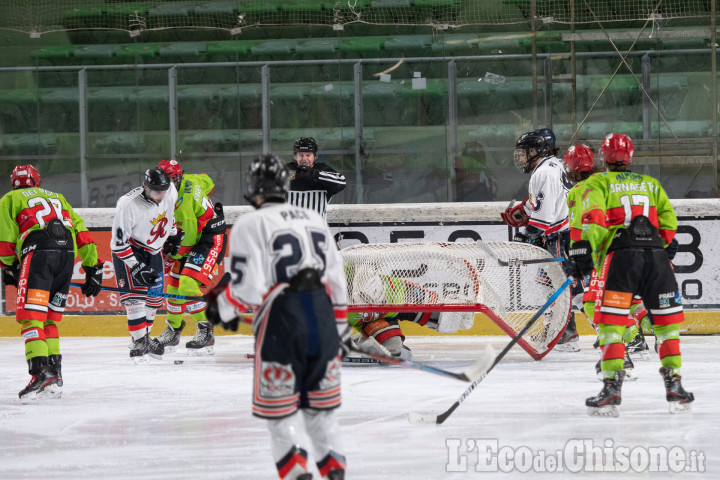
(157, 159, 183, 188)
(11, 164, 41, 189)
(600, 133, 634, 165)
(563, 144, 594, 173)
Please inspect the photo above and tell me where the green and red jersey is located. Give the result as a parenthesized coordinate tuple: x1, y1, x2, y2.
(0, 187, 99, 267)
(172, 173, 216, 259)
(579, 171, 677, 268)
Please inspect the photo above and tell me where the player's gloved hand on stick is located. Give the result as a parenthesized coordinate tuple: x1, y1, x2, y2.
(205, 273, 239, 331)
(666, 237, 679, 261)
(1, 261, 20, 287)
(567, 240, 594, 278)
(81, 261, 105, 297)
(163, 230, 184, 256)
(130, 262, 160, 287)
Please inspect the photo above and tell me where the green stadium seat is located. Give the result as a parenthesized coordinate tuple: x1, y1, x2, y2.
(148, 2, 194, 17)
(40, 89, 78, 104)
(178, 85, 218, 101)
(134, 86, 169, 103)
(115, 43, 162, 59)
(278, 0, 328, 11)
(89, 88, 129, 102)
(206, 40, 254, 56)
(193, 2, 238, 15)
(93, 133, 144, 152)
(31, 45, 75, 60)
(73, 45, 119, 59)
(431, 34, 478, 53)
(0, 89, 38, 105)
(251, 40, 296, 56)
(383, 35, 433, 53)
(340, 36, 385, 55)
(159, 43, 207, 57)
(296, 38, 340, 55)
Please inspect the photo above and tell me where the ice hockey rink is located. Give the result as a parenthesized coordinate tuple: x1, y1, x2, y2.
(0, 334, 717, 479)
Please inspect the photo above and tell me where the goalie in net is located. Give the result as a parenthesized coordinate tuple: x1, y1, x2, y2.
(342, 241, 572, 360)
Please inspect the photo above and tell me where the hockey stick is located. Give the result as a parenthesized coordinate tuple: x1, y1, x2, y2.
(497, 256, 564, 267)
(408, 276, 572, 425)
(348, 341, 496, 382)
(69, 272, 231, 302)
(69, 282, 208, 301)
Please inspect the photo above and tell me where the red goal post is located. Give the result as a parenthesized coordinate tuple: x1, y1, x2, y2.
(342, 241, 572, 360)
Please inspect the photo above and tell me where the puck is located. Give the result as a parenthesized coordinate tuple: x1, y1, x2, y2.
(174, 360, 184, 365)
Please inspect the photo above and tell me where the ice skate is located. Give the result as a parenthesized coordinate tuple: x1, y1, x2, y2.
(627, 329, 650, 359)
(659, 366, 694, 414)
(19, 357, 62, 403)
(554, 317, 580, 352)
(156, 320, 185, 353)
(48, 354, 63, 387)
(186, 321, 215, 356)
(586, 370, 625, 417)
(130, 333, 164, 364)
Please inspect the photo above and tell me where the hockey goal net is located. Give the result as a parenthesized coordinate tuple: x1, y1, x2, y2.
(342, 241, 572, 360)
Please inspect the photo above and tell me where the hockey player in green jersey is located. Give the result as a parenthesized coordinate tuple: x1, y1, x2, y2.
(564, 144, 650, 380)
(0, 165, 104, 401)
(567, 134, 693, 416)
(156, 160, 227, 355)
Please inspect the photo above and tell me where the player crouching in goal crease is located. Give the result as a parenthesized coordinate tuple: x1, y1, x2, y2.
(0, 165, 104, 402)
(206, 155, 348, 480)
(567, 134, 693, 416)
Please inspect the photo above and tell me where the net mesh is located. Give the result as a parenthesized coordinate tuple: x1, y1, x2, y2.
(0, 1, 712, 35)
(342, 241, 572, 359)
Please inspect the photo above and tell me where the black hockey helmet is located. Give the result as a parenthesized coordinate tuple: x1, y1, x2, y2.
(244, 155, 290, 208)
(514, 131, 549, 173)
(143, 167, 171, 191)
(535, 128, 556, 152)
(293, 137, 318, 155)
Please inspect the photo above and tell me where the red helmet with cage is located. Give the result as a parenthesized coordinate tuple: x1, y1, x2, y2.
(563, 144, 594, 173)
(11, 165, 41, 189)
(600, 133, 634, 165)
(157, 159, 183, 188)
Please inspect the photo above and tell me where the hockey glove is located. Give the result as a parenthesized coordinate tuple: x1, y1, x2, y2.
(513, 226, 545, 248)
(163, 230, 184, 257)
(1, 261, 20, 287)
(130, 262, 160, 287)
(205, 273, 239, 331)
(666, 237, 679, 261)
(567, 240, 594, 278)
(81, 261, 105, 297)
(500, 199, 530, 228)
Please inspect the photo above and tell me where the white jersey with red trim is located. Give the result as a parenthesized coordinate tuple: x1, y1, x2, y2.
(111, 184, 178, 267)
(218, 202, 347, 328)
(523, 155, 571, 237)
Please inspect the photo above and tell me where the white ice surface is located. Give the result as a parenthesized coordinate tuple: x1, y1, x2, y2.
(0, 335, 718, 479)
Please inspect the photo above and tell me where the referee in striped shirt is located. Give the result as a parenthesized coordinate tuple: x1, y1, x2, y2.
(287, 137, 346, 220)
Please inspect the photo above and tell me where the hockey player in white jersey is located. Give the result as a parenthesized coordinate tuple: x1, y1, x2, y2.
(501, 130, 581, 351)
(207, 155, 348, 480)
(111, 168, 180, 363)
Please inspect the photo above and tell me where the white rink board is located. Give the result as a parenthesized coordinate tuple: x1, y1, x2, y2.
(4, 199, 719, 308)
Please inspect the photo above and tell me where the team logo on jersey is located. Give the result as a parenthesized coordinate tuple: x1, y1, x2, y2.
(259, 361, 295, 397)
(147, 213, 168, 245)
(192, 254, 205, 265)
(118, 279, 125, 288)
